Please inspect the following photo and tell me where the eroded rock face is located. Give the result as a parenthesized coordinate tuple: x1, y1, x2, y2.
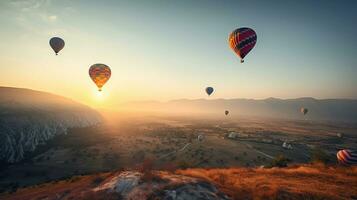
(0, 87, 102, 163)
(93, 171, 230, 200)
(94, 171, 142, 195)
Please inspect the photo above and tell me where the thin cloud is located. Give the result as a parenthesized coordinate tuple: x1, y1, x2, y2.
(10, 0, 52, 11)
(9, 0, 57, 23)
(48, 15, 57, 21)
(7, 0, 63, 36)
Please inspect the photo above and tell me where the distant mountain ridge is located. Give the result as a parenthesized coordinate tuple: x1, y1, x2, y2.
(0, 87, 102, 163)
(122, 97, 357, 122)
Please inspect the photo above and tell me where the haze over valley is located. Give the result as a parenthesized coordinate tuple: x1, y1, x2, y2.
(1, 87, 356, 199)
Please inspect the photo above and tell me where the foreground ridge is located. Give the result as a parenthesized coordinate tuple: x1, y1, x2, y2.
(2, 164, 357, 200)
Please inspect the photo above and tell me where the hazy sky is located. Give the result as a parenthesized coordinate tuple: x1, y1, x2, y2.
(0, 0, 356, 108)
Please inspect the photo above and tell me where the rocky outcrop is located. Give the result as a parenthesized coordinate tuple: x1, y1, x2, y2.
(93, 171, 230, 200)
(0, 87, 102, 163)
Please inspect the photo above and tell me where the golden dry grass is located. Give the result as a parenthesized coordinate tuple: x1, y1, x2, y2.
(0, 172, 120, 200)
(177, 164, 357, 200)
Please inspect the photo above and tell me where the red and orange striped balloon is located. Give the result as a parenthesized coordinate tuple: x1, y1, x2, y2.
(337, 149, 357, 165)
(89, 63, 111, 91)
(229, 27, 257, 63)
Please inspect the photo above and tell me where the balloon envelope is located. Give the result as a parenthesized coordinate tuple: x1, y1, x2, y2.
(89, 63, 111, 91)
(205, 87, 214, 96)
(225, 110, 229, 115)
(337, 149, 357, 165)
(301, 107, 308, 115)
(49, 37, 65, 55)
(197, 134, 204, 142)
(229, 27, 257, 63)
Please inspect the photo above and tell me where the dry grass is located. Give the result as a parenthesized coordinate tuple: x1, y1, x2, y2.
(0, 172, 117, 200)
(177, 164, 357, 200)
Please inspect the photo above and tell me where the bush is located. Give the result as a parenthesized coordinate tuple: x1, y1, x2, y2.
(139, 158, 155, 173)
(138, 158, 164, 183)
(176, 160, 192, 169)
(161, 162, 177, 173)
(269, 155, 291, 168)
(311, 148, 330, 164)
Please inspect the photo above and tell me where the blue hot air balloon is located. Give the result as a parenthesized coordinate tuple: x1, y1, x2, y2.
(205, 87, 214, 96)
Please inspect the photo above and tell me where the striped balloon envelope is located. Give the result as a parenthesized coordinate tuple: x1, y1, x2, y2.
(89, 63, 111, 91)
(337, 149, 357, 165)
(229, 27, 257, 63)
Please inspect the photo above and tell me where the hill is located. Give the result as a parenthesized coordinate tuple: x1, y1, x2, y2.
(1, 164, 356, 200)
(0, 87, 102, 163)
(122, 97, 357, 122)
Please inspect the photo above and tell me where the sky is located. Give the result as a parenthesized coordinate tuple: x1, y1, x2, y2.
(0, 0, 356, 108)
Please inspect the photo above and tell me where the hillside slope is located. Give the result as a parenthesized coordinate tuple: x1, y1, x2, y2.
(1, 164, 356, 200)
(0, 87, 102, 163)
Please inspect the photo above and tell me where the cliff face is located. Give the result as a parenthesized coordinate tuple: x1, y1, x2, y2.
(0, 87, 102, 163)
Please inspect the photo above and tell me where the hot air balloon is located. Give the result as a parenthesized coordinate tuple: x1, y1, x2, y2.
(89, 63, 111, 91)
(337, 149, 357, 165)
(197, 134, 204, 142)
(301, 107, 308, 115)
(49, 37, 65, 55)
(229, 27, 257, 63)
(225, 110, 229, 115)
(206, 87, 214, 96)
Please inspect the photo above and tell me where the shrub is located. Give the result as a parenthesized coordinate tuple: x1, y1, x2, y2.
(311, 148, 330, 164)
(139, 158, 155, 173)
(269, 155, 291, 168)
(139, 158, 164, 183)
(176, 160, 192, 169)
(161, 162, 177, 173)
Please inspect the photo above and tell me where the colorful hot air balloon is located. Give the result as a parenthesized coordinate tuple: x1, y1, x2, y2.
(229, 27, 257, 63)
(49, 37, 65, 55)
(301, 107, 308, 115)
(206, 87, 214, 96)
(225, 110, 229, 115)
(337, 149, 357, 165)
(89, 63, 111, 91)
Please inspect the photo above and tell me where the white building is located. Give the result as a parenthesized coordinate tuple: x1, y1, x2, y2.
(282, 141, 293, 150)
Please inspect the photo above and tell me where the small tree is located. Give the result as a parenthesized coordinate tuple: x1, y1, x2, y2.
(311, 148, 330, 164)
(176, 160, 192, 169)
(270, 155, 291, 168)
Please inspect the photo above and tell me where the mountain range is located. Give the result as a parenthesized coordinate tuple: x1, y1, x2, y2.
(122, 97, 357, 122)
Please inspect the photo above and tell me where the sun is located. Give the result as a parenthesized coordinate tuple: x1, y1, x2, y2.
(93, 89, 106, 102)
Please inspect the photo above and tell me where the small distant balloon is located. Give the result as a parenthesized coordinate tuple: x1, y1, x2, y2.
(229, 27, 257, 63)
(225, 110, 229, 115)
(205, 87, 214, 96)
(197, 134, 204, 142)
(49, 37, 65, 55)
(337, 149, 357, 165)
(89, 63, 111, 91)
(301, 107, 308, 115)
